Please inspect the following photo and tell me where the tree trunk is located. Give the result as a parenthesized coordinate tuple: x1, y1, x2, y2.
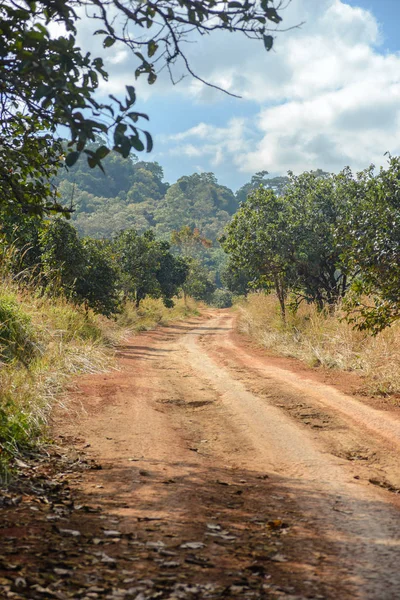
(274, 273, 286, 325)
(341, 274, 347, 298)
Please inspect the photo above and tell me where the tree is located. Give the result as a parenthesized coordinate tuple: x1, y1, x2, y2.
(115, 228, 187, 307)
(338, 158, 400, 333)
(39, 219, 121, 315)
(182, 259, 216, 304)
(1, 0, 287, 213)
(223, 170, 356, 320)
(39, 218, 86, 298)
(282, 170, 349, 310)
(221, 187, 291, 320)
(221, 261, 251, 296)
(115, 229, 159, 307)
(77, 239, 121, 316)
(155, 245, 188, 308)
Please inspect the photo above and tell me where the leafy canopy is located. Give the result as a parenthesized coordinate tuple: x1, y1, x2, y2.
(39, 218, 121, 316)
(222, 170, 352, 319)
(337, 158, 400, 332)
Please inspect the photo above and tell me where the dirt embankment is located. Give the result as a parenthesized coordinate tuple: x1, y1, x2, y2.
(1, 310, 400, 600)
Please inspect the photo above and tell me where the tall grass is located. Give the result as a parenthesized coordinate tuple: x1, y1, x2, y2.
(237, 293, 400, 398)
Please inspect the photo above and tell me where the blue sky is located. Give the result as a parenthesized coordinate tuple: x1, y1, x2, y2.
(78, 1, 400, 190)
(346, 0, 400, 52)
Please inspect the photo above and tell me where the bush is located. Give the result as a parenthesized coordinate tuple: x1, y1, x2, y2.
(210, 288, 233, 308)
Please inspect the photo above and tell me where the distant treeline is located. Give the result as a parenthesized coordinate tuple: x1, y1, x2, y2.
(1, 139, 399, 330)
(55, 141, 288, 242)
(53, 140, 289, 299)
(1, 214, 240, 315)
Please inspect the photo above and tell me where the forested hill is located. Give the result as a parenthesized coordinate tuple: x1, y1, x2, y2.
(56, 143, 288, 242)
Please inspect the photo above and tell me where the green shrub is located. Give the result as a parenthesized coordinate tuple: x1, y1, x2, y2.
(210, 288, 233, 308)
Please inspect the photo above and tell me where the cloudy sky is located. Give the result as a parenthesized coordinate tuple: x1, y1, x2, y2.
(84, 0, 400, 189)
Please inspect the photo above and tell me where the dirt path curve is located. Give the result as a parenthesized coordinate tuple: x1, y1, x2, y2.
(50, 310, 400, 600)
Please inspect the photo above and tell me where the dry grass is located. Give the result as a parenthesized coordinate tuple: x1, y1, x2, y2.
(0, 280, 199, 481)
(0, 281, 116, 479)
(237, 292, 400, 397)
(117, 296, 200, 332)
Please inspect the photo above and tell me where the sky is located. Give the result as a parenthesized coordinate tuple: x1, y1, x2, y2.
(77, 0, 400, 190)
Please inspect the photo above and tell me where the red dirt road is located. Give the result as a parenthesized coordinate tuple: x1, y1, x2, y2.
(4, 310, 400, 600)
(58, 310, 400, 600)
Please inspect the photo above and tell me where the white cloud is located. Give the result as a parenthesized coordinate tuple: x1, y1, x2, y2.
(52, 0, 400, 177)
(108, 49, 129, 65)
(164, 118, 253, 168)
(158, 0, 400, 175)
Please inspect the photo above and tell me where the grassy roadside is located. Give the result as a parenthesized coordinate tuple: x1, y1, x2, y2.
(0, 281, 199, 482)
(237, 293, 400, 398)
(117, 295, 199, 332)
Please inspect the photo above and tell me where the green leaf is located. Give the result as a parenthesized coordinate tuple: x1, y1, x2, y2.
(131, 136, 145, 152)
(263, 34, 273, 51)
(265, 8, 282, 24)
(103, 36, 116, 48)
(126, 85, 136, 104)
(65, 151, 80, 167)
(143, 131, 153, 152)
(95, 145, 110, 160)
(148, 40, 158, 58)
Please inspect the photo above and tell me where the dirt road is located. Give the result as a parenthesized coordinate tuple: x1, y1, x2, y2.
(3, 310, 400, 600)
